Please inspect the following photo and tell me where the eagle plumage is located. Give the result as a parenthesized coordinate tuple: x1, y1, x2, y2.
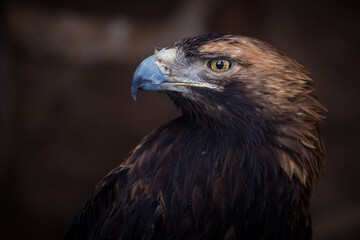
(65, 33, 325, 239)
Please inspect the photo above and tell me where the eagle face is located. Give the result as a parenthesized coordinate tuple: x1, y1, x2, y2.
(132, 33, 316, 121)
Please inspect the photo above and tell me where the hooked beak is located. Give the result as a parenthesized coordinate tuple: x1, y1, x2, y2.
(131, 48, 217, 100)
(131, 54, 173, 100)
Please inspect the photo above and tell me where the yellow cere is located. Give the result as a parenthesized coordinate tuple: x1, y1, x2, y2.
(210, 59, 230, 72)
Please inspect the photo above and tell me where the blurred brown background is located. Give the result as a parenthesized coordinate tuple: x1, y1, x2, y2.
(1, 0, 359, 239)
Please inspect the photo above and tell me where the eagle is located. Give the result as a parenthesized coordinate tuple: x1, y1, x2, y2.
(65, 33, 325, 239)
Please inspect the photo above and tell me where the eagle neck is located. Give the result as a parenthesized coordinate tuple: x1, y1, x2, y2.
(180, 105, 273, 149)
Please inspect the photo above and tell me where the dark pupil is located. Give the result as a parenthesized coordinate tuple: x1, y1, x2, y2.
(216, 60, 224, 69)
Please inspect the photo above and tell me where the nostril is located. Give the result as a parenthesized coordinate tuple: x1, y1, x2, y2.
(161, 65, 170, 75)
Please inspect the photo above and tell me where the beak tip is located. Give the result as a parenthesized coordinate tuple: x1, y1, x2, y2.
(131, 88, 138, 101)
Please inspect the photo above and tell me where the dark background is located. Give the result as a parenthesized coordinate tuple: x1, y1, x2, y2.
(1, 0, 359, 239)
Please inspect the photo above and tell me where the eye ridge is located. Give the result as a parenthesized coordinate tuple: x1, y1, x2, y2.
(208, 59, 231, 72)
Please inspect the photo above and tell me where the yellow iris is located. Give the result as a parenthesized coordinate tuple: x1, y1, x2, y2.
(210, 59, 231, 72)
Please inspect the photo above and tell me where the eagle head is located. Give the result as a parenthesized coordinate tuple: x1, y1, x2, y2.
(131, 33, 325, 185)
(132, 33, 322, 118)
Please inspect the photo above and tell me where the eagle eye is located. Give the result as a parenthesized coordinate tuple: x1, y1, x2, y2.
(209, 59, 231, 72)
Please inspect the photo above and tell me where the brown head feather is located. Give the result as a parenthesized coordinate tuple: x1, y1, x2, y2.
(171, 34, 326, 186)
